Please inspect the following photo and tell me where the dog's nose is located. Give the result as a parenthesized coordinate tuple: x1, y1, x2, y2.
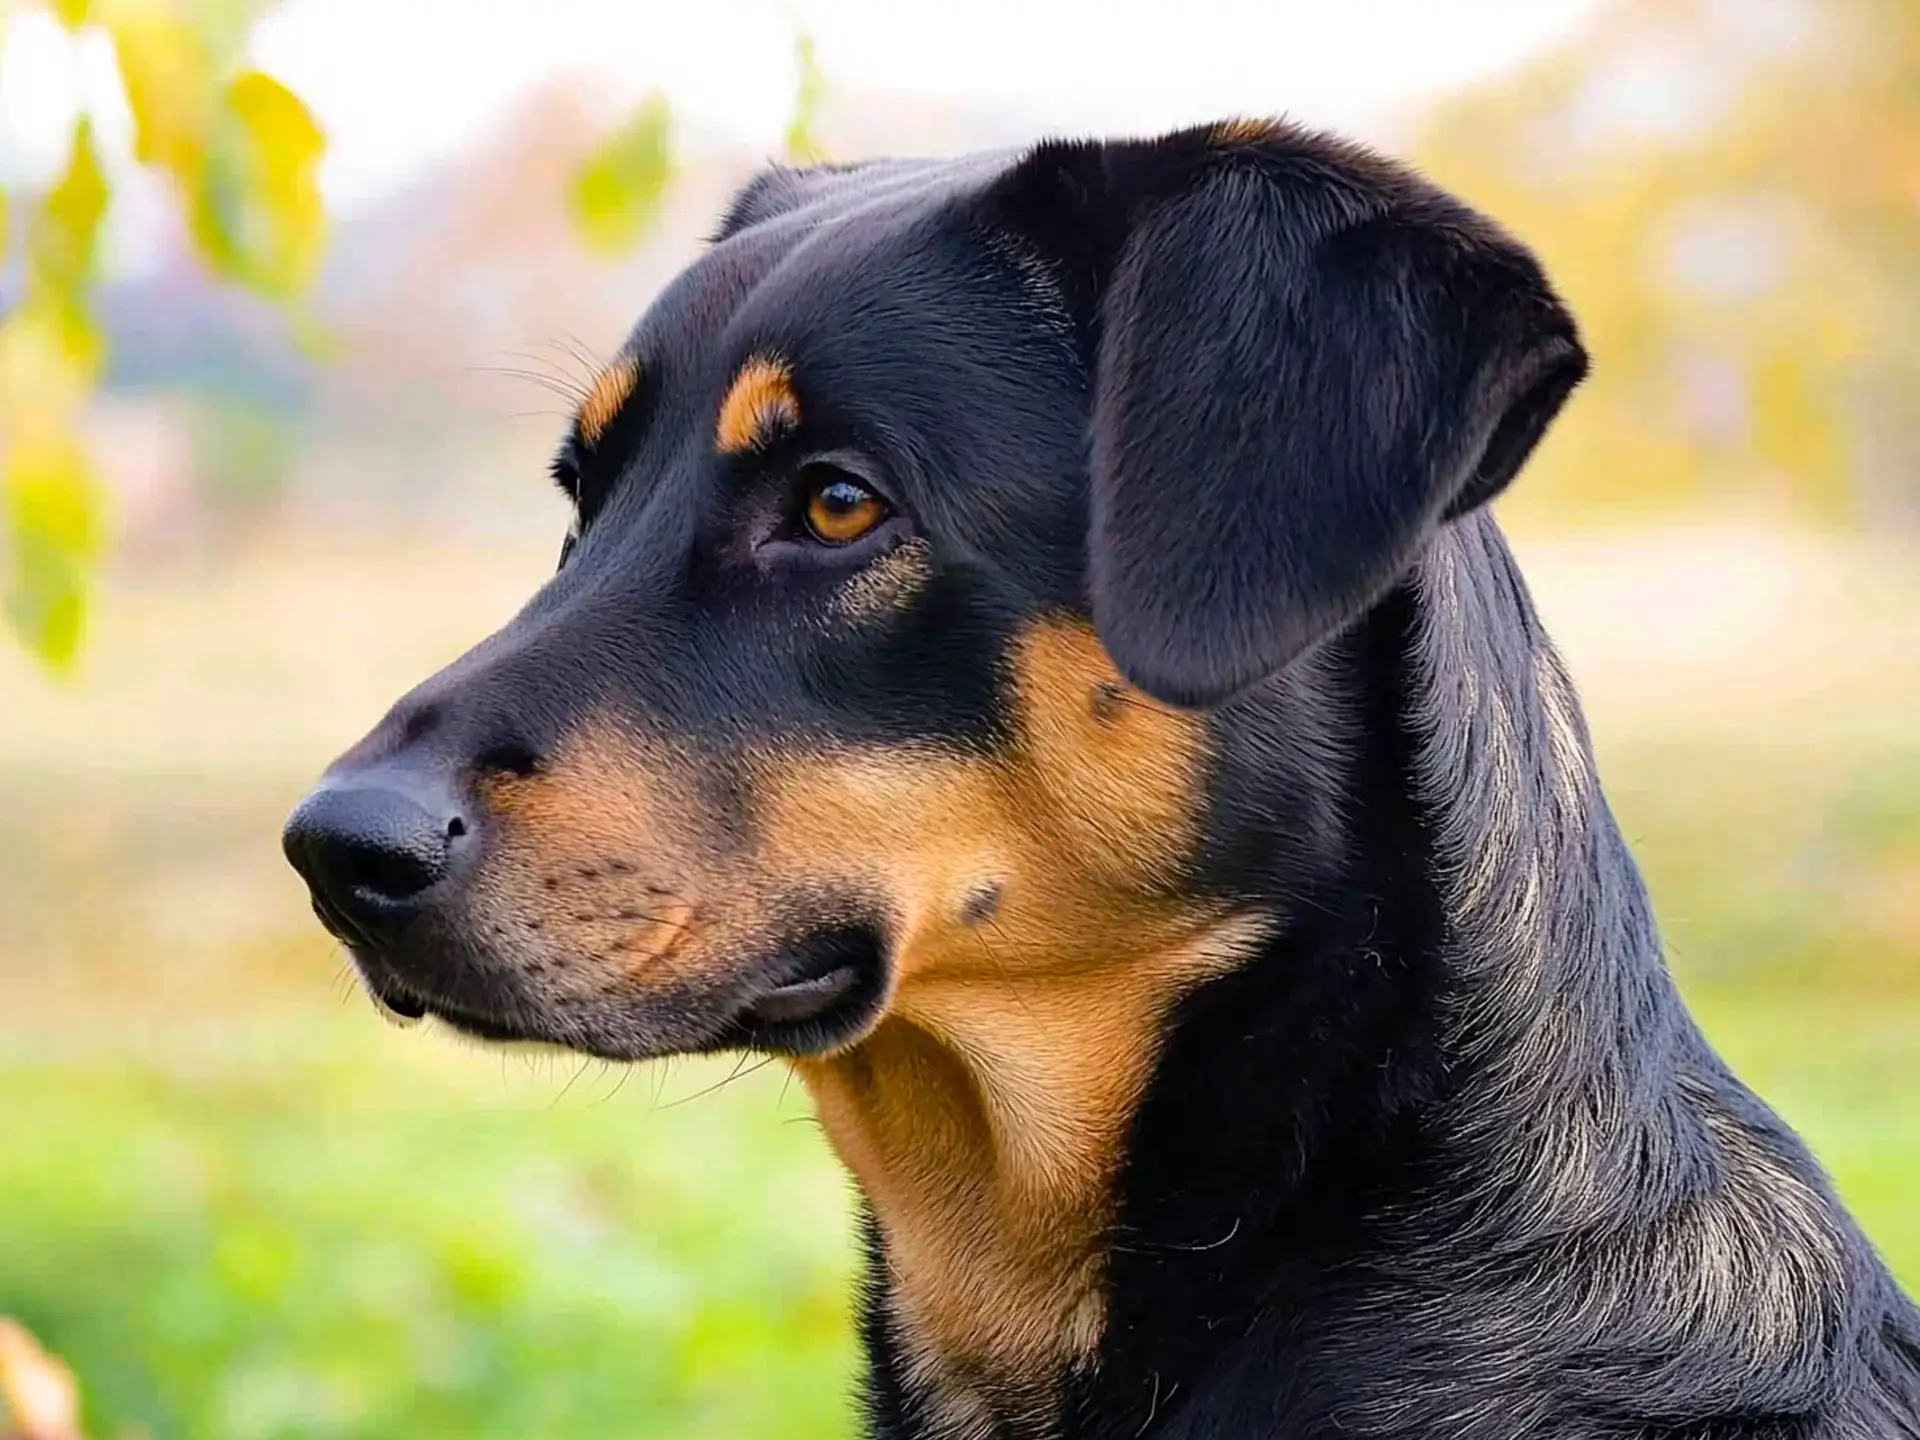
(282, 779, 469, 942)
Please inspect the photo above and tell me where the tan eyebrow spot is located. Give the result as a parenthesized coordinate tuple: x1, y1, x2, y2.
(715, 355, 800, 455)
(578, 355, 641, 445)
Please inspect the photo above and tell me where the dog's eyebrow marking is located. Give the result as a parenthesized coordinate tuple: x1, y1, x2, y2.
(715, 355, 800, 454)
(577, 354, 641, 446)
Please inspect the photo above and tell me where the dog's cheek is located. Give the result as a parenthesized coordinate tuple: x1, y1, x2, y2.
(742, 619, 1215, 985)
(461, 723, 732, 998)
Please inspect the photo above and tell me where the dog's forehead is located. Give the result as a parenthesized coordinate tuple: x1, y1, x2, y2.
(717, 150, 1023, 246)
(629, 150, 1032, 379)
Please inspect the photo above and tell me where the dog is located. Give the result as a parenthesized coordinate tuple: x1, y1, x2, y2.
(282, 120, 1920, 1438)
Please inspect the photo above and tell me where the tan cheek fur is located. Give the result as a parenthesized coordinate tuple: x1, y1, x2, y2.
(831, 538, 934, 624)
(468, 733, 725, 993)
(459, 623, 1256, 1415)
(766, 623, 1261, 1404)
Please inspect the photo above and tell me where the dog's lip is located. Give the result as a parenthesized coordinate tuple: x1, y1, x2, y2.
(723, 927, 889, 1055)
(367, 984, 427, 1027)
(310, 896, 370, 951)
(339, 946, 487, 1035)
(741, 964, 862, 1027)
(418, 999, 528, 1043)
(368, 977, 530, 1042)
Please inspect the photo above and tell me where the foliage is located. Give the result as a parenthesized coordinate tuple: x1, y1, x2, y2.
(2, 110, 110, 671)
(0, 0, 327, 676)
(2, 8, 829, 674)
(1415, 0, 1920, 526)
(565, 25, 828, 260)
(567, 92, 675, 258)
(0, 1048, 858, 1440)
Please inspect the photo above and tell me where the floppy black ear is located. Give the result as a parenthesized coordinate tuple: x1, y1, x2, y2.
(1001, 126, 1587, 708)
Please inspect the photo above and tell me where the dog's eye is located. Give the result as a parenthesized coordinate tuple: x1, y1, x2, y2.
(801, 467, 890, 546)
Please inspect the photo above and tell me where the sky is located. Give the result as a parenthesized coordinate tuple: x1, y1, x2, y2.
(2, 0, 1599, 215)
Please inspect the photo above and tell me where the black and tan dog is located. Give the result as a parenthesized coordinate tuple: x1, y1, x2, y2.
(283, 121, 1920, 1438)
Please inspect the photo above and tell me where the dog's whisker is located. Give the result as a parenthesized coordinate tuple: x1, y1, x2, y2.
(548, 1055, 594, 1109)
(497, 347, 599, 392)
(465, 364, 592, 402)
(653, 1053, 775, 1111)
(528, 335, 607, 386)
(590, 1061, 636, 1108)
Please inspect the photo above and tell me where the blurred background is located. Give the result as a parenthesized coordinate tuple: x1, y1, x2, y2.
(0, 0, 1915, 1435)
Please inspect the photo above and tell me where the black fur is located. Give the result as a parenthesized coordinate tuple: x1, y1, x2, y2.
(286, 119, 1920, 1439)
(986, 129, 1587, 708)
(1055, 518, 1920, 1438)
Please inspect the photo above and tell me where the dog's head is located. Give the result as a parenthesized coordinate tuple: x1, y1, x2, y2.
(284, 121, 1585, 1063)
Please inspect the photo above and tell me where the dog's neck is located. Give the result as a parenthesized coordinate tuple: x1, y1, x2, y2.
(800, 517, 1816, 1436)
(1084, 518, 1868, 1437)
(793, 911, 1271, 1432)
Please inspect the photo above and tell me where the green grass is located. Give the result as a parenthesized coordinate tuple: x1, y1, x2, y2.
(0, 1026, 859, 1440)
(2, 534, 1915, 1440)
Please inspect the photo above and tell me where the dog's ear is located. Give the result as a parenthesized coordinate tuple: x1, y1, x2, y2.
(992, 126, 1587, 708)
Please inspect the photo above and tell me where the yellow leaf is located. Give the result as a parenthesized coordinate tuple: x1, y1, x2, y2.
(189, 68, 327, 300)
(50, 0, 93, 27)
(30, 116, 109, 298)
(5, 436, 104, 564)
(568, 93, 673, 257)
(0, 301, 105, 441)
(98, 0, 216, 182)
(785, 31, 829, 164)
(9, 120, 111, 454)
(2, 432, 108, 675)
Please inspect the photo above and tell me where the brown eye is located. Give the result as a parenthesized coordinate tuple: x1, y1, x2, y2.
(802, 469, 889, 545)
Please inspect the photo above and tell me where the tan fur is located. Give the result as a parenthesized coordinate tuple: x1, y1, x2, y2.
(468, 733, 720, 995)
(764, 624, 1259, 1405)
(578, 355, 640, 445)
(464, 622, 1258, 1414)
(715, 355, 800, 454)
(832, 538, 934, 622)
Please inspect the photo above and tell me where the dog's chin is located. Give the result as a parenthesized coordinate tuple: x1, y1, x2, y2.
(345, 923, 891, 1064)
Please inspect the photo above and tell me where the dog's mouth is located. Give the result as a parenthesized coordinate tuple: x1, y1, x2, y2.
(335, 919, 890, 1060)
(345, 955, 544, 1043)
(364, 980, 533, 1043)
(717, 924, 889, 1056)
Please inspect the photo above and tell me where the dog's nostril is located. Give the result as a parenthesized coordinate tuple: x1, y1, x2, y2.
(338, 833, 442, 902)
(283, 782, 463, 932)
